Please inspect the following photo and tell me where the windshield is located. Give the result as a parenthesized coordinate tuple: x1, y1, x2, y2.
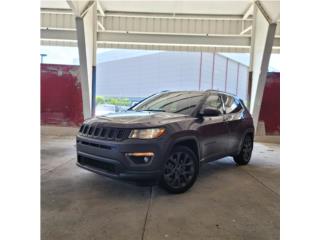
(131, 92, 204, 115)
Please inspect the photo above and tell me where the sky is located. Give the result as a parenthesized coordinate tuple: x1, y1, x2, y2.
(40, 46, 80, 65)
(40, 46, 280, 71)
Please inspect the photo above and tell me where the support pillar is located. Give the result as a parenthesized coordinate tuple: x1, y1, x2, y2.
(68, 0, 97, 119)
(249, 1, 277, 131)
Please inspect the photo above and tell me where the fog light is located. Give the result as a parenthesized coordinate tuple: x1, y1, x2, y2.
(126, 152, 154, 164)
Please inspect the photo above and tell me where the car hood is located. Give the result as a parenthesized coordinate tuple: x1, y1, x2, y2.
(85, 111, 193, 127)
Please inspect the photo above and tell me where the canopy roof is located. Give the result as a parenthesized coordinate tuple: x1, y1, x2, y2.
(41, 0, 280, 53)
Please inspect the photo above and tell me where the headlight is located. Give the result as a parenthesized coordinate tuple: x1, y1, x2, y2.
(129, 128, 166, 139)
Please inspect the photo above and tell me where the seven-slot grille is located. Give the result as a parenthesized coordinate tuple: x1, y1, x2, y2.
(79, 123, 130, 141)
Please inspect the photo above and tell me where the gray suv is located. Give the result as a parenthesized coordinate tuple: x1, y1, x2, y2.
(76, 90, 254, 193)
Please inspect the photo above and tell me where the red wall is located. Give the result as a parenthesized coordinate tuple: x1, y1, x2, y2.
(259, 72, 280, 135)
(41, 64, 83, 126)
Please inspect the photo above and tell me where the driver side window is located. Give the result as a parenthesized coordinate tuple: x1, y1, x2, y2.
(222, 95, 243, 114)
(203, 94, 224, 114)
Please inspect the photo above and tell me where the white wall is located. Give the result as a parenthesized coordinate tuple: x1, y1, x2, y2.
(96, 50, 249, 102)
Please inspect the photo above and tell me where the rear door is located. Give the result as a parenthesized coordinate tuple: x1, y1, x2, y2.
(221, 94, 245, 154)
(197, 93, 229, 160)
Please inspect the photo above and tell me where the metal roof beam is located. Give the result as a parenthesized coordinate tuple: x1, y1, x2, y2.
(41, 28, 279, 51)
(66, 0, 95, 17)
(41, 29, 77, 40)
(240, 25, 252, 35)
(97, 1, 105, 16)
(98, 32, 251, 47)
(41, 29, 249, 47)
(243, 3, 254, 20)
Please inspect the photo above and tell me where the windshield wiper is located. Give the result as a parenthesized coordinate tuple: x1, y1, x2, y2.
(142, 109, 166, 112)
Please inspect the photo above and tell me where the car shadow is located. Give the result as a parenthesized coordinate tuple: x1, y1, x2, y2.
(152, 157, 239, 196)
(70, 157, 239, 200)
(198, 157, 237, 179)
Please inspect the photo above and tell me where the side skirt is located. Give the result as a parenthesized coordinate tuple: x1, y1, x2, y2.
(200, 152, 238, 164)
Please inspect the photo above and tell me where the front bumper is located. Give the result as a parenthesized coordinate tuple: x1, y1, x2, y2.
(76, 134, 168, 183)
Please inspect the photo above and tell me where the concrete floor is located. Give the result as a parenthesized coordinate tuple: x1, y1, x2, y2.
(41, 135, 279, 240)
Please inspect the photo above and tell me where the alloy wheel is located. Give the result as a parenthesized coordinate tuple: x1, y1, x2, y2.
(163, 151, 195, 189)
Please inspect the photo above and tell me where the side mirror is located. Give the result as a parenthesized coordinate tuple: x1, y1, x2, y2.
(200, 107, 222, 117)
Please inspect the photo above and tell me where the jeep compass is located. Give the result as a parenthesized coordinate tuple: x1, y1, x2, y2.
(76, 90, 254, 193)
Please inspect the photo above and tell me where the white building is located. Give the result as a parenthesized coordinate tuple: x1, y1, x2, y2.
(96, 50, 249, 101)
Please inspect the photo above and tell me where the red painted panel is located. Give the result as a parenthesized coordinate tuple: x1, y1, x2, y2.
(41, 64, 83, 126)
(259, 72, 280, 135)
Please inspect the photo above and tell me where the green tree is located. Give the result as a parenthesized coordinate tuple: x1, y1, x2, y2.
(105, 97, 132, 106)
(96, 96, 105, 105)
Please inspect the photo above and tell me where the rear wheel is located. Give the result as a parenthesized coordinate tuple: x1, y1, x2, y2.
(233, 135, 253, 165)
(160, 146, 198, 194)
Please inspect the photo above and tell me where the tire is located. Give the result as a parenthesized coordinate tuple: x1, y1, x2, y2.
(160, 146, 199, 194)
(233, 134, 253, 165)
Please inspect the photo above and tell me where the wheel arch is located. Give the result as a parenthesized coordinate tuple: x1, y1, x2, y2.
(167, 136, 201, 163)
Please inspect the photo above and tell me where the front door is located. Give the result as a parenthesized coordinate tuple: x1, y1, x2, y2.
(221, 94, 245, 154)
(197, 93, 229, 160)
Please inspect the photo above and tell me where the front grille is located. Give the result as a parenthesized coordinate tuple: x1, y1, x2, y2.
(78, 155, 116, 174)
(78, 123, 130, 141)
(77, 140, 111, 150)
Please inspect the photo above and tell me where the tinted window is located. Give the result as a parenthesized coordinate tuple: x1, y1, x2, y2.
(202, 94, 224, 114)
(222, 95, 243, 114)
(131, 92, 204, 115)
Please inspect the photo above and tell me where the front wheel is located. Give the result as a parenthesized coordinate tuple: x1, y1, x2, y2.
(233, 135, 253, 165)
(160, 146, 198, 194)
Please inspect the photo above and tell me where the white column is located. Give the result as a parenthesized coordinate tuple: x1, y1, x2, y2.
(67, 0, 97, 119)
(249, 2, 277, 131)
